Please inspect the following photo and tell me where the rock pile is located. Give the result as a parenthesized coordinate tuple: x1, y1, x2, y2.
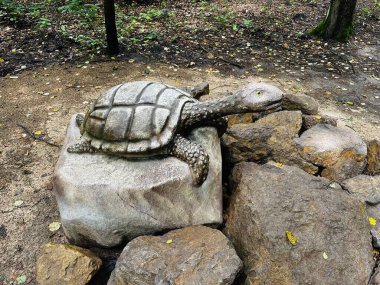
(44, 82, 380, 284)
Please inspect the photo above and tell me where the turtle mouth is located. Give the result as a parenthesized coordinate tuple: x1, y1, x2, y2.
(264, 99, 282, 111)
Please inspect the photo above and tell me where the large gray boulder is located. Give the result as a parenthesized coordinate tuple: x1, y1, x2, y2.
(295, 124, 367, 181)
(108, 226, 242, 285)
(53, 115, 222, 247)
(224, 162, 374, 285)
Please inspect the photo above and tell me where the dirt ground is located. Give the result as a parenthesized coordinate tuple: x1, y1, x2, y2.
(0, 58, 379, 284)
(0, 0, 380, 284)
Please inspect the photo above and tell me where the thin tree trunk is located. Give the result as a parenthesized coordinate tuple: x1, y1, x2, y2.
(103, 0, 119, 55)
(312, 0, 357, 42)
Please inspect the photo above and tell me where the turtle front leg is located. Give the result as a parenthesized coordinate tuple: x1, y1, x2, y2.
(168, 134, 209, 186)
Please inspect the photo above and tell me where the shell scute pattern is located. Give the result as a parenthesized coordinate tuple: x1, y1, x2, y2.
(83, 81, 194, 155)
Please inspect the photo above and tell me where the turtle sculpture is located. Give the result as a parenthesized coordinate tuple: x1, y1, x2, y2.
(67, 81, 283, 185)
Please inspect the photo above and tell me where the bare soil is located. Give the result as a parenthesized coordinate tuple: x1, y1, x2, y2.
(0, 0, 379, 284)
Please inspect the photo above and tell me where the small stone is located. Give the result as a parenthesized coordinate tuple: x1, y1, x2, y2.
(36, 243, 102, 285)
(0, 224, 7, 238)
(108, 226, 242, 285)
(189, 82, 210, 99)
(283, 93, 319, 115)
(302, 114, 337, 129)
(295, 124, 367, 181)
(368, 140, 380, 175)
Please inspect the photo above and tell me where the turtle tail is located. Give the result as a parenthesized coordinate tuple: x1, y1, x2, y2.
(67, 141, 96, 153)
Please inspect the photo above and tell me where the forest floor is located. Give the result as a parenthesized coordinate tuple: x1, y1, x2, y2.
(0, 0, 379, 284)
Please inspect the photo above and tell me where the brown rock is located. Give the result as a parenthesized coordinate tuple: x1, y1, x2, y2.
(189, 82, 209, 99)
(302, 114, 337, 130)
(224, 162, 374, 285)
(108, 226, 242, 285)
(368, 140, 380, 175)
(342, 175, 380, 204)
(283, 93, 319, 115)
(222, 111, 318, 174)
(36, 243, 102, 285)
(296, 124, 367, 181)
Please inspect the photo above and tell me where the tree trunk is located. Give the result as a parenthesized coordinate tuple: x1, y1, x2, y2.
(103, 0, 119, 55)
(312, 0, 357, 42)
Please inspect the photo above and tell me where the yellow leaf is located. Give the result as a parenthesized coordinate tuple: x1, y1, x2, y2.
(373, 249, 379, 255)
(323, 252, 328, 259)
(34, 130, 42, 136)
(286, 231, 297, 245)
(369, 216, 377, 226)
(0, 58, 4, 63)
(345, 101, 354, 105)
(165, 239, 173, 244)
(128, 59, 135, 63)
(111, 56, 116, 60)
(53, 107, 59, 112)
(275, 162, 283, 167)
(314, 115, 322, 120)
(283, 43, 289, 49)
(48, 222, 61, 232)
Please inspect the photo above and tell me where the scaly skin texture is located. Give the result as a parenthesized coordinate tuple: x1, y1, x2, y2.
(168, 134, 209, 186)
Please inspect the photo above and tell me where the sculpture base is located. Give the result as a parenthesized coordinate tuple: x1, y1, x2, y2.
(53, 115, 222, 247)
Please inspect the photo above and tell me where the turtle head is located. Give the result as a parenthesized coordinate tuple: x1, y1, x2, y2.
(233, 82, 283, 112)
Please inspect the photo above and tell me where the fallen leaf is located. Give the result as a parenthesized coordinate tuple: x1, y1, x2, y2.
(345, 101, 354, 105)
(165, 239, 173, 244)
(369, 216, 377, 226)
(14, 200, 24, 207)
(314, 115, 322, 120)
(34, 130, 42, 136)
(286, 230, 297, 245)
(53, 107, 59, 112)
(16, 275, 26, 284)
(0, 58, 4, 63)
(48, 222, 61, 232)
(323, 252, 328, 259)
(275, 162, 283, 167)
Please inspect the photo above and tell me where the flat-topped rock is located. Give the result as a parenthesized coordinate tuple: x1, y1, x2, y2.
(53, 115, 222, 247)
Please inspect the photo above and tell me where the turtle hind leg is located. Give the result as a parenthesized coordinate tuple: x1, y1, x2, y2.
(168, 134, 209, 186)
(67, 140, 96, 153)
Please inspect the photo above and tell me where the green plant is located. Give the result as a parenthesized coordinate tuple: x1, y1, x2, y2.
(58, 0, 99, 19)
(37, 17, 51, 29)
(138, 9, 167, 22)
(0, 0, 27, 25)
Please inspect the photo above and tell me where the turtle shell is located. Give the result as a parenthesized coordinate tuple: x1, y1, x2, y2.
(82, 81, 195, 155)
